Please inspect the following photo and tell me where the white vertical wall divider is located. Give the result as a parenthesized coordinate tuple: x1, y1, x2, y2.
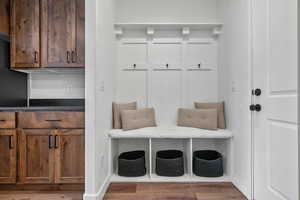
(189, 138, 193, 177)
(149, 138, 152, 179)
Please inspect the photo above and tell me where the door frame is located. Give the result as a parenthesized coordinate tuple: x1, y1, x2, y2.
(251, 0, 299, 199)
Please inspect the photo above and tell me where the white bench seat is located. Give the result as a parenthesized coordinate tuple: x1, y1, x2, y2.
(108, 126, 233, 139)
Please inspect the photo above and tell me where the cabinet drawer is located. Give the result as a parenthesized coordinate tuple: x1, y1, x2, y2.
(0, 113, 16, 129)
(18, 112, 84, 129)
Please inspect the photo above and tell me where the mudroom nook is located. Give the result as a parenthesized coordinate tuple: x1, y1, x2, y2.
(84, 0, 298, 200)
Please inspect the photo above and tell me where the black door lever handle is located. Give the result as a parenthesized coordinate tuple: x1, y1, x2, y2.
(252, 88, 262, 96)
(250, 104, 262, 112)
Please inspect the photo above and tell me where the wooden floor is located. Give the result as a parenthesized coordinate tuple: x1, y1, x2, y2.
(0, 191, 83, 200)
(0, 183, 247, 200)
(104, 182, 248, 200)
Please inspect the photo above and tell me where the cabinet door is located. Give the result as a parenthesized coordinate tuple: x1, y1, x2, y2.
(41, 0, 75, 67)
(72, 0, 85, 67)
(0, 130, 16, 184)
(19, 129, 54, 184)
(11, 0, 40, 68)
(55, 129, 84, 184)
(0, 0, 10, 36)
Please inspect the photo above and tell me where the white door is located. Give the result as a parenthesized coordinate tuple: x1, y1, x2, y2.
(252, 0, 298, 199)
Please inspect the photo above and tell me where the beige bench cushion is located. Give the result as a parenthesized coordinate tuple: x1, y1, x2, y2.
(177, 108, 218, 130)
(113, 102, 137, 129)
(121, 108, 157, 131)
(195, 102, 226, 129)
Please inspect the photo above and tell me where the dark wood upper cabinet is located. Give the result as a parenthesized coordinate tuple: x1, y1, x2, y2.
(11, 0, 85, 69)
(19, 129, 55, 184)
(0, 130, 17, 184)
(74, 0, 85, 67)
(41, 0, 75, 67)
(0, 0, 10, 36)
(41, 0, 85, 68)
(55, 129, 85, 184)
(11, 0, 40, 68)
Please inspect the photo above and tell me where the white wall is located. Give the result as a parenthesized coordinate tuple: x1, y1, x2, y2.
(217, 0, 252, 198)
(85, 0, 116, 199)
(115, 0, 218, 23)
(95, 0, 116, 194)
(29, 72, 85, 99)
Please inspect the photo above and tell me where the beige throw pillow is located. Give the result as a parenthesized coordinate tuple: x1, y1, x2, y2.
(177, 108, 218, 130)
(113, 102, 137, 129)
(194, 101, 226, 129)
(121, 108, 157, 131)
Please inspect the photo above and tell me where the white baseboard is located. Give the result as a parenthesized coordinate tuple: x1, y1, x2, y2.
(232, 179, 252, 200)
(84, 175, 111, 200)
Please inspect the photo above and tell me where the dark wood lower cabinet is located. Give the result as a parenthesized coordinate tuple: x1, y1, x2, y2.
(18, 129, 85, 185)
(0, 112, 85, 187)
(19, 129, 55, 184)
(55, 129, 85, 184)
(0, 130, 17, 184)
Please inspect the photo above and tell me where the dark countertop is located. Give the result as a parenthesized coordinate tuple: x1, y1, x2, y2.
(0, 106, 85, 112)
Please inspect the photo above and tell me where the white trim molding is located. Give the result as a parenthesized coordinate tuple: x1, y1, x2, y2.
(83, 175, 111, 200)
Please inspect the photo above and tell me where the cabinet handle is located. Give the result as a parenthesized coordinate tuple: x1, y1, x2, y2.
(9, 135, 14, 149)
(198, 63, 201, 68)
(67, 51, 70, 63)
(166, 63, 169, 68)
(34, 51, 38, 63)
(71, 50, 76, 63)
(48, 135, 53, 149)
(0, 120, 6, 122)
(54, 135, 58, 149)
(45, 119, 62, 122)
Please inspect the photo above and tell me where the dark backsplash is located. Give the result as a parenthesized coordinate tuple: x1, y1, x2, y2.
(0, 37, 28, 107)
(29, 99, 85, 107)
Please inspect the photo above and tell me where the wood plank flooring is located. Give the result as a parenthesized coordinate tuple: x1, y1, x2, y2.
(0, 191, 83, 200)
(104, 182, 248, 200)
(0, 182, 247, 200)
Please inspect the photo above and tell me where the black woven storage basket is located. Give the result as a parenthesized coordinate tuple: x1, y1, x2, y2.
(156, 150, 184, 177)
(118, 150, 146, 177)
(193, 150, 223, 177)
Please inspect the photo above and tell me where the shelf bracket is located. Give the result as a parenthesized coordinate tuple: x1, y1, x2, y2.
(182, 27, 190, 40)
(212, 27, 222, 37)
(115, 26, 123, 39)
(146, 27, 155, 37)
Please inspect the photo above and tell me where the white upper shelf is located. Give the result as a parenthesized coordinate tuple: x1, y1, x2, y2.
(114, 23, 223, 37)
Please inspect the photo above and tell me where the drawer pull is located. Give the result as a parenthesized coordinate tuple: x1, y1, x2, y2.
(9, 135, 14, 149)
(45, 120, 62, 122)
(0, 120, 6, 122)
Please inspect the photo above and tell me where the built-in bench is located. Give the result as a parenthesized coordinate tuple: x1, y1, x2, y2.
(108, 126, 233, 182)
(108, 126, 233, 139)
